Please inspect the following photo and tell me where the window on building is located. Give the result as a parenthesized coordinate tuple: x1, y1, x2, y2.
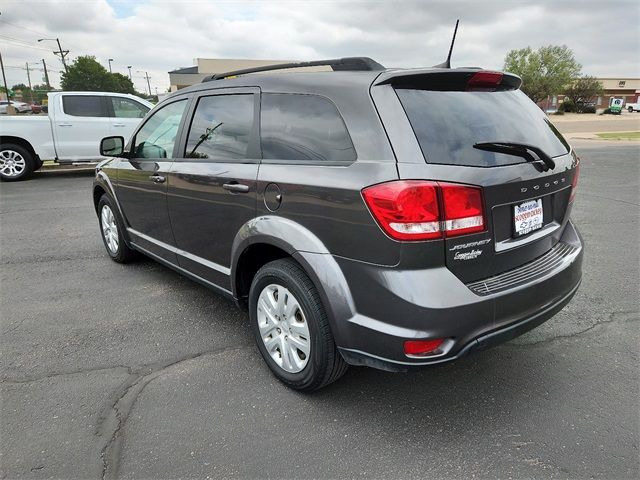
(260, 93, 356, 162)
(185, 94, 254, 160)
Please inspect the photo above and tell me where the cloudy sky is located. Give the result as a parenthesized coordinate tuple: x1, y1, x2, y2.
(1, 0, 638, 94)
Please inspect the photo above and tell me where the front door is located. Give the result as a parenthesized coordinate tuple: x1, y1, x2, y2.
(167, 89, 260, 290)
(116, 98, 189, 263)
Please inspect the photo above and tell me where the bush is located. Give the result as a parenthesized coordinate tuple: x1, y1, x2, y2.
(582, 105, 596, 114)
(560, 99, 576, 112)
(553, 110, 565, 115)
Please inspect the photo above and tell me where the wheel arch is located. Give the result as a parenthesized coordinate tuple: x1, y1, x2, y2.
(0, 136, 39, 163)
(231, 216, 356, 342)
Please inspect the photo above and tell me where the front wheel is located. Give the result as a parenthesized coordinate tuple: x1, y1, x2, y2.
(249, 259, 347, 391)
(97, 194, 138, 263)
(629, 107, 634, 113)
(0, 144, 34, 182)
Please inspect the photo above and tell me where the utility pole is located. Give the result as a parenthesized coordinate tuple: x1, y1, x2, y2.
(25, 62, 33, 103)
(108, 58, 114, 74)
(138, 70, 152, 96)
(42, 59, 51, 90)
(38, 38, 69, 73)
(0, 52, 11, 101)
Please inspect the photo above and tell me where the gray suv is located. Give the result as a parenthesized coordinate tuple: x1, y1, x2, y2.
(93, 57, 583, 391)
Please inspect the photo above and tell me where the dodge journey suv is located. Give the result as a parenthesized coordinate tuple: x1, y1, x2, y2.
(93, 57, 583, 391)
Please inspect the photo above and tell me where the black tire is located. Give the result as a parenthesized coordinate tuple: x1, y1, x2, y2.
(249, 258, 348, 391)
(97, 194, 138, 263)
(0, 143, 34, 182)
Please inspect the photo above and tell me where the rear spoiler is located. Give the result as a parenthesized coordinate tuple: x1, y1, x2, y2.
(372, 68, 522, 91)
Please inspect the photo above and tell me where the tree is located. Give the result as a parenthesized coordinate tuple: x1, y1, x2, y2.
(564, 76, 603, 112)
(60, 56, 138, 94)
(503, 45, 582, 104)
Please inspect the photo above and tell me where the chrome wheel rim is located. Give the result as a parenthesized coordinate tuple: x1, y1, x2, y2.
(101, 205, 119, 254)
(257, 284, 311, 373)
(0, 150, 26, 178)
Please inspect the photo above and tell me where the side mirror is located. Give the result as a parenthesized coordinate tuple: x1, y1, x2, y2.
(100, 136, 125, 157)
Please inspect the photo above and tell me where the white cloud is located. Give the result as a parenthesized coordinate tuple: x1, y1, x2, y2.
(1, 0, 638, 94)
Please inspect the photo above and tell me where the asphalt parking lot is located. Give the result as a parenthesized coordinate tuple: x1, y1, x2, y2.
(1, 144, 638, 479)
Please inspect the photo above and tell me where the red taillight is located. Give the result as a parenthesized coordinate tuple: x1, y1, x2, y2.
(440, 183, 485, 237)
(404, 338, 445, 356)
(362, 181, 485, 241)
(569, 162, 580, 203)
(467, 71, 504, 91)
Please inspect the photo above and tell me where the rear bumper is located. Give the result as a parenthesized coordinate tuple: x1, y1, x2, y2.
(303, 221, 583, 372)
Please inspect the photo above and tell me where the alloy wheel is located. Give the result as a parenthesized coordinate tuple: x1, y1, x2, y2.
(257, 284, 311, 373)
(0, 150, 26, 178)
(101, 205, 119, 254)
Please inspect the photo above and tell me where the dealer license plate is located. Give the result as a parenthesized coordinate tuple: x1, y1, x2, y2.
(513, 198, 543, 237)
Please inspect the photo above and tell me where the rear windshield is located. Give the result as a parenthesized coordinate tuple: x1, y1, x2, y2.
(396, 89, 570, 167)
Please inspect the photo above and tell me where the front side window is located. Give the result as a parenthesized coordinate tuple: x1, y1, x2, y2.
(111, 97, 149, 118)
(133, 99, 187, 159)
(185, 94, 254, 160)
(260, 93, 356, 162)
(62, 95, 106, 117)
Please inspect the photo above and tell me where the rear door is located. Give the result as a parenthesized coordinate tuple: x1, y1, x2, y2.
(167, 88, 260, 290)
(372, 70, 579, 283)
(53, 94, 111, 160)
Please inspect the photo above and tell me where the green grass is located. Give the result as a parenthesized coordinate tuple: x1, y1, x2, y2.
(595, 131, 640, 140)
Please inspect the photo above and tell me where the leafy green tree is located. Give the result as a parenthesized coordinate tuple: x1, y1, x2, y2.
(564, 76, 603, 112)
(11, 83, 32, 103)
(110, 72, 136, 94)
(61, 56, 140, 95)
(31, 84, 53, 103)
(503, 45, 582, 104)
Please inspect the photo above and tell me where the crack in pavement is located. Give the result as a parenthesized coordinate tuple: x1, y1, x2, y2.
(95, 344, 253, 480)
(507, 310, 639, 347)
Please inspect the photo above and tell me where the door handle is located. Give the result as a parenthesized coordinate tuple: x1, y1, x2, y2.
(149, 175, 166, 183)
(113, 123, 126, 127)
(223, 182, 250, 193)
(58, 123, 72, 127)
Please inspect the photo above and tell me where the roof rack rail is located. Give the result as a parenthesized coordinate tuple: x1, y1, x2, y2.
(202, 57, 385, 82)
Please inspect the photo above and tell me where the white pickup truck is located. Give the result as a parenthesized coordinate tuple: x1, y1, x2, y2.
(626, 101, 640, 112)
(0, 91, 153, 181)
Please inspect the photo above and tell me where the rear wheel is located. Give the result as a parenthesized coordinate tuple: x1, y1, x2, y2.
(97, 194, 138, 263)
(249, 258, 347, 391)
(0, 144, 34, 182)
(629, 106, 634, 113)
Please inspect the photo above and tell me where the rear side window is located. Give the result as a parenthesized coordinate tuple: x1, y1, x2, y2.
(260, 93, 356, 162)
(396, 89, 570, 167)
(185, 94, 254, 160)
(62, 95, 106, 117)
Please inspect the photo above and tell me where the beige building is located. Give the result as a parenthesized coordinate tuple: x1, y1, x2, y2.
(168, 58, 333, 91)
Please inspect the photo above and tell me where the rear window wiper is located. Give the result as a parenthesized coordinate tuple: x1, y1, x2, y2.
(473, 142, 556, 171)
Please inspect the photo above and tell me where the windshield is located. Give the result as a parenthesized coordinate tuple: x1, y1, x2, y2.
(396, 88, 570, 167)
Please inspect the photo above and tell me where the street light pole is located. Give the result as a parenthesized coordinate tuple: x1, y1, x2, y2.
(108, 58, 114, 74)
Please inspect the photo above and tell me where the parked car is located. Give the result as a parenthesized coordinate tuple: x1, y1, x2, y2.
(0, 100, 32, 114)
(0, 91, 152, 181)
(626, 101, 640, 112)
(93, 57, 583, 391)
